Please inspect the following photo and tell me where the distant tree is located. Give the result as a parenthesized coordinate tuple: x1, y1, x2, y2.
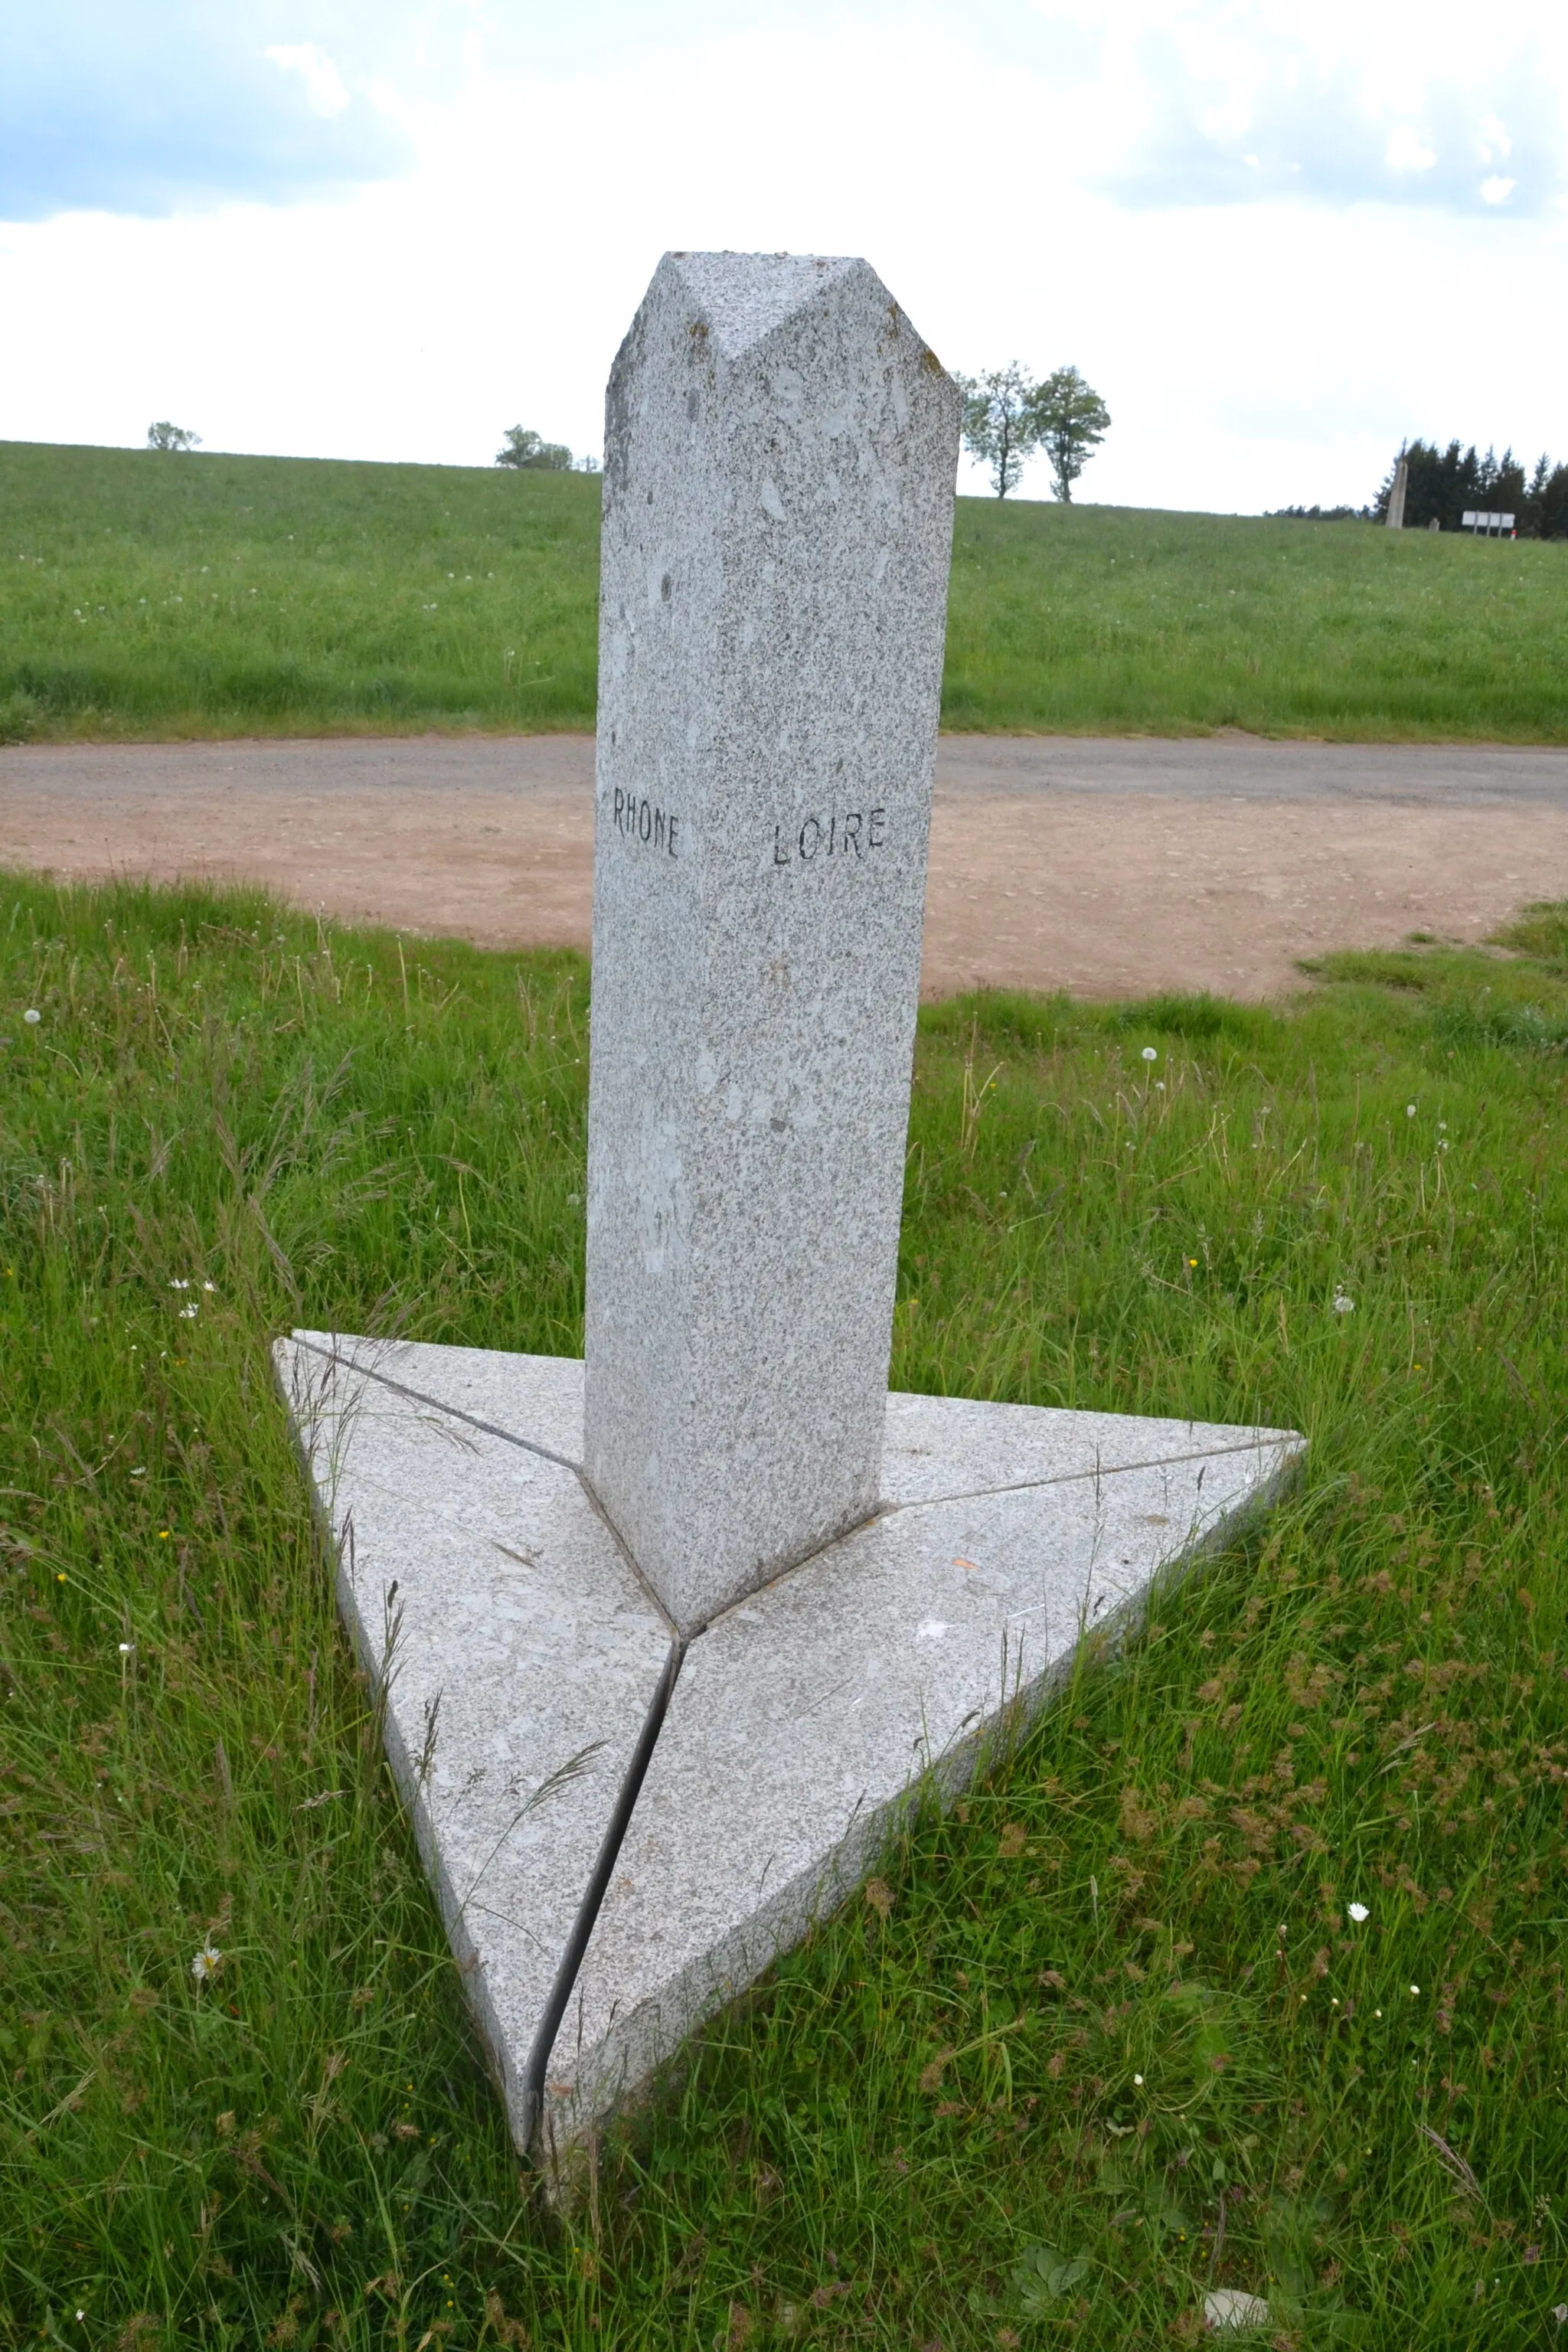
(147, 421, 201, 452)
(953, 364, 1112, 501)
(953, 364, 1042, 498)
(1524, 453, 1568, 540)
(1029, 366, 1111, 504)
(495, 426, 573, 472)
(1525, 453, 1550, 518)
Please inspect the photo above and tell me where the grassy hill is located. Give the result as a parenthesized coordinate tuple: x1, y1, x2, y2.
(3, 436, 1567, 743)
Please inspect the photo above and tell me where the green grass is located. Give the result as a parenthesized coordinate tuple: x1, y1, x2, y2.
(0, 443, 598, 740)
(942, 502, 1568, 740)
(6, 879, 1568, 2347)
(4, 439, 1567, 743)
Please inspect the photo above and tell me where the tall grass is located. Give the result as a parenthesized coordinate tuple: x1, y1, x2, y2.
(4, 440, 1566, 743)
(942, 501, 1568, 740)
(0, 443, 596, 740)
(4, 877, 1568, 2347)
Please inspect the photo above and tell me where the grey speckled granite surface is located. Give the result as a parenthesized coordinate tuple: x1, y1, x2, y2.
(276, 256, 1303, 2180)
(280, 1330, 1300, 2170)
(583, 252, 961, 1635)
(276, 1334, 673, 2149)
(539, 1403, 1299, 2154)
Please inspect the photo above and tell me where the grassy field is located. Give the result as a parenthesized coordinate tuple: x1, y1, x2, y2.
(4, 438, 1567, 744)
(6, 874, 1568, 2347)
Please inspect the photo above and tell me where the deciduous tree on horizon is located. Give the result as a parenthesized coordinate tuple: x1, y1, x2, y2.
(953, 364, 1040, 498)
(1031, 365, 1111, 503)
(495, 426, 574, 472)
(953, 364, 1110, 500)
(146, 421, 200, 452)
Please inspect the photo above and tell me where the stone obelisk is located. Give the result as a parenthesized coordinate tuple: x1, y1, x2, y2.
(582, 253, 961, 1635)
(1387, 455, 1408, 529)
(279, 254, 1304, 2169)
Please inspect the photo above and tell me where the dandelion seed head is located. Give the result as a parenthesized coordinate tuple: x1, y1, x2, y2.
(1410, 1983, 1421, 1994)
(1332, 1288, 1354, 1315)
(118, 1641, 133, 1655)
(1141, 1046, 1158, 1063)
(24, 1008, 41, 1025)
(1406, 1102, 1416, 1118)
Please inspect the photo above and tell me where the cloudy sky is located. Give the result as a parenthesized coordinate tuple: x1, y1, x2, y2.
(2, 0, 1564, 511)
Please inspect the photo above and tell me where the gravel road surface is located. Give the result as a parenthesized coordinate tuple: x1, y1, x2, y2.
(6, 732, 1567, 999)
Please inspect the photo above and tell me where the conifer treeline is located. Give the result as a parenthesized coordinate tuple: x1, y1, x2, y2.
(1275, 443, 1568, 534)
(1374, 442, 1568, 537)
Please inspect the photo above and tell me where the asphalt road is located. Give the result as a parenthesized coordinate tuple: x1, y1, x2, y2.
(8, 730, 1568, 802)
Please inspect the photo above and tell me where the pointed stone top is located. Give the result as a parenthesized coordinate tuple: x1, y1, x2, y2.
(661, 250, 867, 358)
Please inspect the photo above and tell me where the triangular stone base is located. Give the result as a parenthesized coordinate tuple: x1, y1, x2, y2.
(277, 1334, 1302, 2173)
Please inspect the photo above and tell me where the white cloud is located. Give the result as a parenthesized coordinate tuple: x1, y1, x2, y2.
(1481, 174, 1517, 204)
(263, 43, 351, 121)
(2, 5, 1566, 515)
(1093, 0, 1565, 214)
(1, 6, 405, 218)
(1386, 126, 1436, 173)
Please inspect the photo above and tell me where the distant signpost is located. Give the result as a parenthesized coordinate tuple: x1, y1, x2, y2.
(1461, 510, 1516, 537)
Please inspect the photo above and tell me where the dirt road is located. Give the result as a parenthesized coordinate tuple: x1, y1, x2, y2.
(5, 732, 1568, 1000)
